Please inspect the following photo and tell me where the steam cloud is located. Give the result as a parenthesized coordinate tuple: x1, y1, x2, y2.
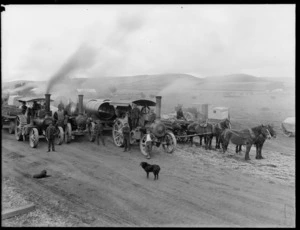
(46, 43, 98, 94)
(158, 78, 197, 96)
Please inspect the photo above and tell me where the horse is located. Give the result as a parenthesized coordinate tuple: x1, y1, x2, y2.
(187, 122, 214, 150)
(211, 118, 231, 149)
(235, 124, 276, 159)
(221, 125, 272, 160)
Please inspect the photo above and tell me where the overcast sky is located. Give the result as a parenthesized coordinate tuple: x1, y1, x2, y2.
(2, 4, 295, 82)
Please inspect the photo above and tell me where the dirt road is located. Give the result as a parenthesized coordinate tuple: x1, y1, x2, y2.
(1, 130, 295, 227)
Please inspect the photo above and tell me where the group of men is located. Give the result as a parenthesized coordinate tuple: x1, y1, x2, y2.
(45, 102, 156, 157)
(20, 100, 57, 152)
(121, 103, 154, 158)
(128, 103, 156, 129)
(20, 100, 42, 116)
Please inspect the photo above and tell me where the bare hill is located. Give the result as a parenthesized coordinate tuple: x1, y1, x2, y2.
(204, 73, 265, 82)
(2, 73, 289, 100)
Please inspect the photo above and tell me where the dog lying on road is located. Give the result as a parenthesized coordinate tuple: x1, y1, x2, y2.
(33, 170, 47, 179)
(140, 162, 160, 180)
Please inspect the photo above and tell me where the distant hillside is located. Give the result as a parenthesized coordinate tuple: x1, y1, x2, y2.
(84, 73, 203, 91)
(205, 73, 265, 82)
(2, 73, 286, 100)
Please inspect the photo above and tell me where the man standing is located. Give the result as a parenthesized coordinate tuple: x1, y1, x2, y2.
(46, 121, 57, 152)
(177, 107, 185, 120)
(32, 100, 41, 117)
(21, 101, 27, 115)
(131, 103, 140, 129)
(95, 120, 105, 146)
(145, 130, 152, 159)
(122, 123, 131, 152)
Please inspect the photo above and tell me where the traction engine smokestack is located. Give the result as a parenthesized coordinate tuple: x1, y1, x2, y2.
(156, 96, 162, 120)
(78, 95, 84, 115)
(45, 94, 51, 114)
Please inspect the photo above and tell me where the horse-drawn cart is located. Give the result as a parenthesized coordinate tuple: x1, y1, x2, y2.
(2, 95, 23, 134)
(161, 118, 193, 143)
(112, 97, 177, 157)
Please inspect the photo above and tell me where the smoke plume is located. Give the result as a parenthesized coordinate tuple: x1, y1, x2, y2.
(46, 43, 98, 94)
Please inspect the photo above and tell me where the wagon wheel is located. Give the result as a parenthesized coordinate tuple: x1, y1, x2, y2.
(139, 133, 155, 156)
(283, 131, 293, 137)
(55, 126, 64, 145)
(29, 128, 39, 148)
(176, 130, 188, 143)
(162, 131, 177, 153)
(88, 122, 96, 142)
(65, 123, 72, 143)
(15, 115, 27, 141)
(8, 120, 15, 134)
(112, 119, 124, 147)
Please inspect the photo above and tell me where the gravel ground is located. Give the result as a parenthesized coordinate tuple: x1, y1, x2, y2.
(2, 177, 78, 227)
(1, 130, 295, 227)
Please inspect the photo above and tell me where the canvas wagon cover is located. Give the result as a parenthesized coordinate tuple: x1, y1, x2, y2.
(282, 117, 295, 134)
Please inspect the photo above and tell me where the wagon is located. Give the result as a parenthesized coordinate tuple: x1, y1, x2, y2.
(111, 96, 177, 157)
(161, 118, 193, 143)
(2, 95, 23, 134)
(281, 117, 295, 137)
(14, 94, 64, 148)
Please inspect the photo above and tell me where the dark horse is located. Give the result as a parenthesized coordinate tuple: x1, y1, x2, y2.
(187, 122, 214, 150)
(187, 118, 231, 150)
(235, 124, 276, 159)
(213, 118, 231, 149)
(221, 125, 271, 160)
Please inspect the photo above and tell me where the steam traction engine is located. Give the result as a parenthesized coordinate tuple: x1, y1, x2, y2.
(112, 96, 177, 156)
(84, 98, 119, 142)
(14, 94, 64, 148)
(60, 95, 126, 143)
(62, 95, 89, 143)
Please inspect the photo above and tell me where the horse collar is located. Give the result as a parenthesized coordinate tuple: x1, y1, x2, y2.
(249, 128, 256, 139)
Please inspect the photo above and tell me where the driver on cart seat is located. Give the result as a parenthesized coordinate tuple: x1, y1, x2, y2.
(176, 106, 186, 120)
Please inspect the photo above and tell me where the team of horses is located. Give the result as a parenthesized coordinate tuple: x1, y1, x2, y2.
(185, 118, 276, 160)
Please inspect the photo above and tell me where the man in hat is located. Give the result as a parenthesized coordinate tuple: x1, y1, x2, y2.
(122, 123, 131, 152)
(176, 106, 185, 120)
(21, 101, 27, 115)
(131, 103, 140, 129)
(45, 121, 58, 152)
(32, 100, 41, 117)
(95, 120, 105, 146)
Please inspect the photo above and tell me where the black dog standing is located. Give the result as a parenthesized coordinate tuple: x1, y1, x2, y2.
(140, 162, 160, 180)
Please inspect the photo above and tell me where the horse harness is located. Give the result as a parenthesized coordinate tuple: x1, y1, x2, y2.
(248, 128, 256, 139)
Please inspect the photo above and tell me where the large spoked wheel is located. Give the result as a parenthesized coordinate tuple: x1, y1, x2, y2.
(162, 131, 177, 153)
(65, 123, 72, 143)
(283, 131, 293, 137)
(176, 130, 188, 143)
(9, 120, 15, 134)
(29, 128, 39, 148)
(15, 115, 27, 141)
(112, 119, 124, 147)
(88, 122, 96, 142)
(55, 126, 64, 145)
(139, 133, 155, 156)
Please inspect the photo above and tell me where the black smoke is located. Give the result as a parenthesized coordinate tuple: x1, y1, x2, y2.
(46, 43, 98, 94)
